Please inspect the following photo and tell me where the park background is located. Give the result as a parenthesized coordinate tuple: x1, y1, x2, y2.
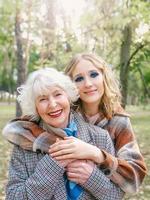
(0, 0, 149, 199)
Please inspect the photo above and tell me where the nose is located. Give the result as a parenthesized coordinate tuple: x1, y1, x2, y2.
(48, 97, 57, 108)
(84, 77, 92, 87)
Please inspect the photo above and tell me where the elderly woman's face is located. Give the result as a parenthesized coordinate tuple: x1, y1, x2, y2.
(35, 86, 70, 128)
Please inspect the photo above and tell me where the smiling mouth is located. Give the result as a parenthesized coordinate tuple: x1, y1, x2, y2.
(84, 90, 97, 94)
(48, 109, 62, 118)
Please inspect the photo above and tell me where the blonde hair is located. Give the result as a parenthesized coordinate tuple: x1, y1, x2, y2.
(65, 53, 122, 119)
(17, 67, 79, 119)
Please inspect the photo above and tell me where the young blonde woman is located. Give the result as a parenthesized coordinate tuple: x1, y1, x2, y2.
(49, 53, 147, 194)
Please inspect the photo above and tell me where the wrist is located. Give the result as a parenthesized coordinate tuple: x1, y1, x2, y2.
(92, 146, 105, 164)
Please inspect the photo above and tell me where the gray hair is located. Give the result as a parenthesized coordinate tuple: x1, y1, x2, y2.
(17, 67, 79, 118)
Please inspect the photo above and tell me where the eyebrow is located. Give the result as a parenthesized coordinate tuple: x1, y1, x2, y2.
(73, 74, 82, 79)
(54, 88, 63, 93)
(37, 94, 47, 99)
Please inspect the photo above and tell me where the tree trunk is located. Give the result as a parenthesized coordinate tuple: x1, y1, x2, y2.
(15, 9, 27, 117)
(40, 0, 57, 64)
(120, 24, 132, 108)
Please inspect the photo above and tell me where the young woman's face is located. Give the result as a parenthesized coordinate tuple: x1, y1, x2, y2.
(72, 59, 104, 107)
(35, 86, 70, 128)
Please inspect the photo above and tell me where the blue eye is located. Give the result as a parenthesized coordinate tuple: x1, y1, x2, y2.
(74, 76, 84, 82)
(90, 71, 99, 78)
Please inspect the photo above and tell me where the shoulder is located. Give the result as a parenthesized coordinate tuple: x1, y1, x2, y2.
(2, 120, 31, 140)
(111, 114, 130, 124)
(108, 115, 135, 146)
(109, 115, 133, 131)
(107, 115, 134, 141)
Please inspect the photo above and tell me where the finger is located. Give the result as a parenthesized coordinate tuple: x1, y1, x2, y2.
(50, 148, 73, 157)
(67, 162, 80, 168)
(67, 160, 86, 168)
(67, 172, 84, 184)
(49, 143, 72, 153)
(67, 165, 86, 174)
(50, 140, 71, 149)
(67, 165, 80, 171)
(53, 153, 75, 160)
(67, 171, 79, 179)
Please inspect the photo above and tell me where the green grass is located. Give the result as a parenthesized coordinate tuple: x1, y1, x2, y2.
(0, 103, 15, 199)
(0, 103, 150, 199)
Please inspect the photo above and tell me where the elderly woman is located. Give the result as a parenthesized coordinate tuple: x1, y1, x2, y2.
(3, 68, 124, 200)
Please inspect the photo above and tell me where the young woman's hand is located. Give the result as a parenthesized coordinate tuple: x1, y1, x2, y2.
(49, 138, 75, 168)
(66, 160, 95, 184)
(49, 136, 104, 163)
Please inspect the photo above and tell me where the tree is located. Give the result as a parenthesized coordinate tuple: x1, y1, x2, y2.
(79, 0, 150, 106)
(119, 0, 150, 107)
(15, 7, 27, 116)
(0, 0, 149, 108)
(120, 24, 132, 108)
(15, 0, 33, 116)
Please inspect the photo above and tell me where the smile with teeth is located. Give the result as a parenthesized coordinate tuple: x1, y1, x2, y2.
(48, 109, 63, 118)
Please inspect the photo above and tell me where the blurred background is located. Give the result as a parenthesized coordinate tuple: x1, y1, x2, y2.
(0, 0, 149, 199)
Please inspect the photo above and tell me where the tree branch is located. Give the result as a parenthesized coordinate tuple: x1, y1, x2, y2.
(127, 43, 146, 67)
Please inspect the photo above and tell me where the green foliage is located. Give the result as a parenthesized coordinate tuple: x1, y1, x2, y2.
(0, 0, 149, 104)
(28, 49, 40, 72)
(128, 44, 150, 103)
(0, 0, 17, 93)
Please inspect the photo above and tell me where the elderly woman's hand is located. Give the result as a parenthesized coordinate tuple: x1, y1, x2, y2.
(49, 136, 104, 163)
(56, 158, 75, 168)
(66, 160, 95, 184)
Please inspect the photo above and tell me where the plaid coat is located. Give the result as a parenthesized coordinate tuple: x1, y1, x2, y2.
(5, 112, 124, 200)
